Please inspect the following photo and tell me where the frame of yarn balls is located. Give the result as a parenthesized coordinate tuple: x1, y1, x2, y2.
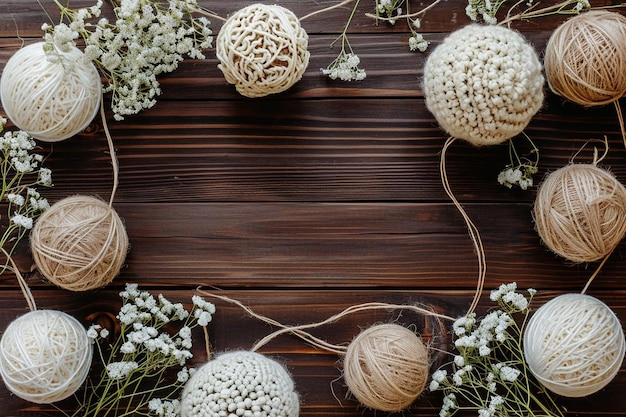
(544, 10, 626, 107)
(533, 163, 626, 263)
(215, 3, 310, 98)
(179, 350, 299, 417)
(0, 309, 92, 404)
(343, 323, 430, 412)
(523, 293, 625, 397)
(30, 195, 129, 292)
(0, 42, 101, 142)
(423, 24, 544, 146)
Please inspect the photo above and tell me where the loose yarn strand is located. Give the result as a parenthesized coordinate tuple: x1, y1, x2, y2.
(440, 137, 486, 315)
(613, 100, 626, 149)
(580, 248, 613, 294)
(1, 248, 36, 311)
(300, 0, 355, 21)
(100, 92, 118, 207)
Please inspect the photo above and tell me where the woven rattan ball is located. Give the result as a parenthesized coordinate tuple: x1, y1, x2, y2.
(30, 195, 129, 291)
(0, 42, 100, 142)
(544, 10, 626, 107)
(343, 323, 429, 411)
(423, 24, 544, 146)
(533, 163, 626, 263)
(216, 3, 310, 98)
(524, 293, 625, 397)
(0, 310, 92, 404)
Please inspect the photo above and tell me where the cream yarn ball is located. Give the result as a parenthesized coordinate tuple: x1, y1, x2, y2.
(216, 3, 310, 98)
(0, 42, 101, 142)
(0, 310, 92, 404)
(180, 350, 299, 417)
(30, 195, 129, 292)
(343, 323, 429, 412)
(423, 24, 544, 146)
(524, 294, 625, 397)
(533, 164, 626, 263)
(544, 10, 626, 107)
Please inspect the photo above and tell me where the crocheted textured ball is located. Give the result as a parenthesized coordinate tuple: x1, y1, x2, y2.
(216, 3, 310, 98)
(423, 25, 544, 146)
(0, 42, 101, 142)
(524, 294, 625, 397)
(0, 310, 92, 404)
(180, 351, 299, 417)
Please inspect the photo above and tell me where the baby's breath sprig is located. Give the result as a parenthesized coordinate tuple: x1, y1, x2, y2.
(0, 117, 52, 271)
(321, 0, 367, 81)
(466, 0, 590, 25)
(430, 283, 564, 417)
(64, 284, 216, 417)
(43, 0, 213, 120)
(497, 133, 539, 190)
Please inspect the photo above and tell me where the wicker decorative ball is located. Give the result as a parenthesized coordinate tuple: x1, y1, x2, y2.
(533, 164, 626, 263)
(0, 310, 92, 404)
(343, 323, 429, 411)
(544, 10, 626, 107)
(180, 350, 299, 417)
(0, 42, 101, 142)
(524, 294, 625, 397)
(423, 24, 544, 146)
(215, 3, 310, 98)
(30, 195, 129, 292)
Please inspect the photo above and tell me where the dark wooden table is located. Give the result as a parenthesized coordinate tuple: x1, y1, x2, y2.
(1, 0, 625, 416)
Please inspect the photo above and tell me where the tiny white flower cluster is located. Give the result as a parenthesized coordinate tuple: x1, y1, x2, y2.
(465, 0, 507, 23)
(497, 166, 536, 190)
(321, 52, 366, 82)
(80, 284, 216, 417)
(409, 33, 429, 52)
(430, 284, 562, 417)
(44, 0, 213, 120)
(376, 0, 404, 24)
(465, 0, 590, 23)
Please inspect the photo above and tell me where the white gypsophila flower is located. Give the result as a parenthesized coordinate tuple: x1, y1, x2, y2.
(121, 283, 140, 299)
(490, 282, 517, 301)
(120, 341, 136, 354)
(100, 328, 110, 338)
(194, 310, 213, 326)
(409, 33, 429, 52)
(177, 368, 190, 383)
(454, 355, 465, 367)
(322, 52, 366, 81)
(106, 361, 139, 379)
(87, 324, 102, 340)
(7, 193, 24, 206)
(498, 366, 521, 382)
(10, 214, 32, 229)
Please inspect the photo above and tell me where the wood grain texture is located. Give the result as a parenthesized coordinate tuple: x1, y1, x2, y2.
(1, 0, 626, 416)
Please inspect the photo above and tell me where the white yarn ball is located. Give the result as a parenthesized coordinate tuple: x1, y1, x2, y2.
(0, 309, 93, 403)
(216, 3, 310, 98)
(524, 294, 625, 397)
(0, 42, 101, 142)
(180, 350, 299, 417)
(423, 24, 544, 146)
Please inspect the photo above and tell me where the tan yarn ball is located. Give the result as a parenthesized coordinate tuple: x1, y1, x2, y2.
(423, 24, 544, 146)
(0, 310, 93, 404)
(30, 195, 129, 291)
(544, 10, 626, 107)
(0, 42, 101, 142)
(524, 294, 625, 397)
(216, 3, 310, 98)
(533, 164, 626, 263)
(343, 323, 429, 412)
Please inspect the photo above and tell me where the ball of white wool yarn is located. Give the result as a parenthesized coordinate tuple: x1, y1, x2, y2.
(216, 3, 310, 98)
(423, 24, 544, 146)
(180, 350, 299, 417)
(0, 42, 101, 142)
(0, 309, 93, 404)
(524, 293, 625, 397)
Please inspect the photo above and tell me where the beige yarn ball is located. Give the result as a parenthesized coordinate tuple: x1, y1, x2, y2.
(423, 24, 544, 146)
(0, 42, 101, 142)
(524, 294, 625, 397)
(343, 323, 429, 411)
(0, 310, 92, 404)
(180, 350, 299, 417)
(216, 3, 310, 98)
(30, 195, 129, 292)
(544, 10, 626, 107)
(533, 164, 626, 263)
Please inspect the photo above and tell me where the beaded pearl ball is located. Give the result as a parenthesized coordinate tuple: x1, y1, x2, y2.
(30, 195, 129, 292)
(343, 323, 429, 411)
(533, 164, 626, 263)
(0, 42, 101, 142)
(0, 310, 92, 404)
(215, 3, 310, 98)
(524, 294, 625, 397)
(423, 25, 544, 146)
(180, 351, 299, 417)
